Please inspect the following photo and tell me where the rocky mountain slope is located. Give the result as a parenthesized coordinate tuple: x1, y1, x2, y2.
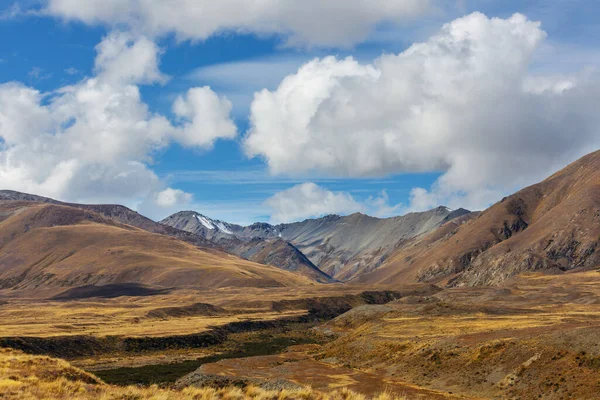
(357, 150, 600, 286)
(0, 201, 313, 295)
(164, 207, 471, 281)
(276, 207, 471, 280)
(161, 211, 239, 241)
(161, 211, 334, 283)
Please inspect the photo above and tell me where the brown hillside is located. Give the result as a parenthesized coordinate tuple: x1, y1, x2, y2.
(357, 150, 600, 286)
(0, 202, 313, 294)
(0, 190, 217, 250)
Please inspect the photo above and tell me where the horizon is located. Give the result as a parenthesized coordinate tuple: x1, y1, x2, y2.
(1, 1, 600, 225)
(0, 187, 464, 226)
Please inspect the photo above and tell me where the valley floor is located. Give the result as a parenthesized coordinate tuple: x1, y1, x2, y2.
(2, 273, 600, 399)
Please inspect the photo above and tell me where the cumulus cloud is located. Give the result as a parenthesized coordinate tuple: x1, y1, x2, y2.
(0, 31, 236, 213)
(94, 31, 167, 85)
(45, 0, 432, 47)
(172, 87, 237, 148)
(245, 12, 600, 211)
(264, 183, 403, 223)
(154, 188, 192, 207)
(137, 188, 193, 220)
(265, 183, 362, 223)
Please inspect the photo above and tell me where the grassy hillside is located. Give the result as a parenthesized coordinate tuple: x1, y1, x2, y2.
(0, 201, 313, 295)
(0, 348, 408, 400)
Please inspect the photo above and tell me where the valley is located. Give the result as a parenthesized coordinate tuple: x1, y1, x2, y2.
(1, 150, 600, 399)
(3, 271, 600, 399)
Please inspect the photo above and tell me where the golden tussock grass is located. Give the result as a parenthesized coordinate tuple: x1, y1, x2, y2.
(0, 349, 408, 400)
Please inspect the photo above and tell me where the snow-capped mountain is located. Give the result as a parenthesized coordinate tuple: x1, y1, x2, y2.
(160, 211, 335, 283)
(194, 214, 235, 235)
(161, 211, 240, 240)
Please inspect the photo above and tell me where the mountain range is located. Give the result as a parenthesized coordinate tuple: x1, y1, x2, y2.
(0, 149, 599, 295)
(161, 206, 472, 282)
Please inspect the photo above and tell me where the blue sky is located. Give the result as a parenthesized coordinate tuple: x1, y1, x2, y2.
(1, 0, 599, 224)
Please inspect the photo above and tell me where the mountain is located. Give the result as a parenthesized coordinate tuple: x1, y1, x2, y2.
(161, 211, 335, 283)
(0, 191, 333, 284)
(0, 200, 313, 295)
(163, 207, 472, 281)
(274, 207, 471, 280)
(161, 211, 240, 241)
(358, 150, 600, 287)
(0, 190, 216, 250)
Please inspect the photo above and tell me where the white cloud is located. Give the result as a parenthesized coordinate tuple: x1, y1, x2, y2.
(153, 188, 192, 207)
(189, 56, 308, 92)
(244, 12, 600, 211)
(0, 3, 34, 20)
(28, 67, 52, 81)
(0, 31, 236, 210)
(45, 0, 433, 47)
(137, 188, 193, 220)
(172, 87, 237, 148)
(265, 183, 362, 223)
(365, 190, 403, 217)
(187, 56, 308, 116)
(264, 183, 403, 223)
(94, 31, 167, 85)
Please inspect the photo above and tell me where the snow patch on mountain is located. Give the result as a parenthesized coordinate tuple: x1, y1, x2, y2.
(196, 214, 215, 230)
(214, 221, 233, 235)
(194, 213, 236, 235)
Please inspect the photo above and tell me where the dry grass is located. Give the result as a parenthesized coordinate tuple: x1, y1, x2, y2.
(318, 271, 600, 399)
(0, 283, 413, 338)
(0, 299, 303, 338)
(0, 202, 315, 294)
(0, 349, 408, 400)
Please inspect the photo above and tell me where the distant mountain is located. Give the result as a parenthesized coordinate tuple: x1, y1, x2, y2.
(0, 190, 216, 250)
(163, 207, 472, 281)
(161, 211, 241, 241)
(276, 207, 471, 280)
(161, 211, 334, 283)
(4, 149, 599, 290)
(0, 201, 312, 295)
(357, 150, 600, 287)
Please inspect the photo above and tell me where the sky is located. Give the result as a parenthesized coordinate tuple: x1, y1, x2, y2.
(0, 0, 599, 225)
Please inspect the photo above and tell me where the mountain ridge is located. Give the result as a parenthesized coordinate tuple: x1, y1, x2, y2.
(356, 149, 600, 286)
(162, 205, 473, 281)
(160, 211, 335, 283)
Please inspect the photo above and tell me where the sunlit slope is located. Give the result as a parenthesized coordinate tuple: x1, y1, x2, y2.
(0, 202, 313, 293)
(358, 149, 600, 286)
